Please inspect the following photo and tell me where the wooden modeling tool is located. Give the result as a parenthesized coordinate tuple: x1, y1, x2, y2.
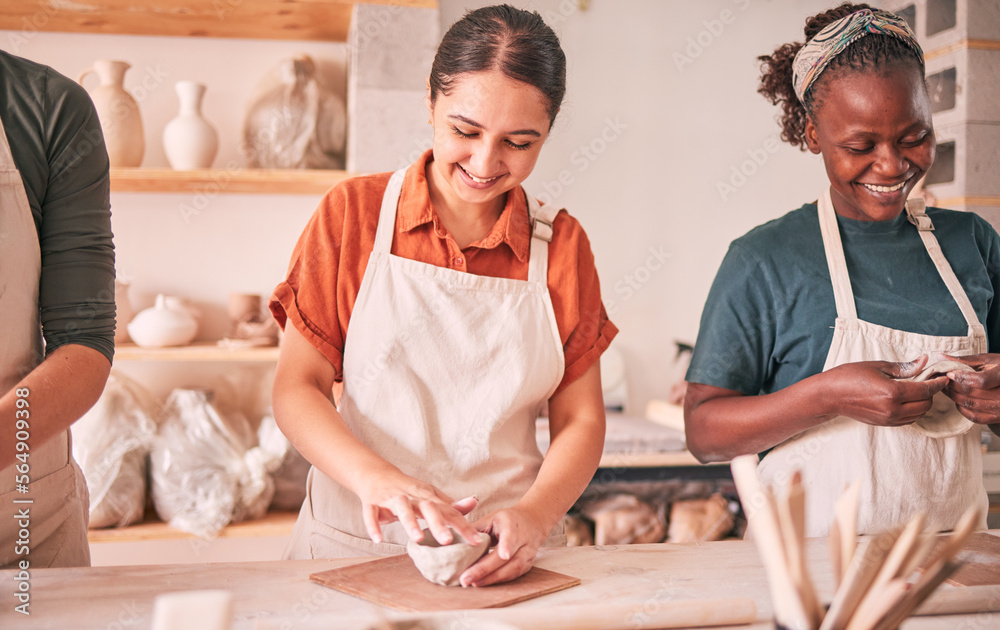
(730, 455, 991, 630)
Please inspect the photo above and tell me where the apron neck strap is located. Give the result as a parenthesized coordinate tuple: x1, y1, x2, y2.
(373, 170, 558, 286)
(818, 188, 858, 320)
(527, 194, 560, 285)
(372, 169, 407, 254)
(818, 188, 985, 335)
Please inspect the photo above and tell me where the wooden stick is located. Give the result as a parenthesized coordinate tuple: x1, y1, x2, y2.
(920, 503, 982, 571)
(844, 578, 909, 630)
(897, 533, 936, 580)
(873, 503, 983, 630)
(873, 561, 962, 630)
(777, 471, 823, 628)
(835, 479, 862, 578)
(818, 526, 902, 630)
(829, 518, 843, 589)
(731, 455, 812, 630)
(869, 512, 925, 591)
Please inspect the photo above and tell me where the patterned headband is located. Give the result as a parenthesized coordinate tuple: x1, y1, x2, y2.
(792, 8, 923, 102)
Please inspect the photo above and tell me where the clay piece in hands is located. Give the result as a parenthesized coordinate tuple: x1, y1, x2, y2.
(905, 359, 976, 439)
(405, 529, 490, 587)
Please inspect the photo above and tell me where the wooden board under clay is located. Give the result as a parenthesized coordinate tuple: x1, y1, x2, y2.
(945, 532, 1000, 587)
(310, 554, 581, 612)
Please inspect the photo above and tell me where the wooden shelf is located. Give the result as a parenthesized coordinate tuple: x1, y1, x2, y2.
(1, 1, 437, 42)
(88, 510, 298, 543)
(115, 341, 280, 362)
(110, 167, 356, 195)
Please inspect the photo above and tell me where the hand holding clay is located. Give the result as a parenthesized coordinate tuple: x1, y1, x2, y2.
(940, 353, 1000, 426)
(900, 357, 977, 438)
(822, 358, 949, 427)
(460, 506, 549, 588)
(406, 528, 490, 586)
(356, 469, 480, 546)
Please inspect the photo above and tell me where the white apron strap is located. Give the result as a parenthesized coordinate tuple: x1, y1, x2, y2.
(527, 194, 561, 285)
(818, 189, 857, 319)
(904, 198, 984, 336)
(818, 189, 984, 336)
(372, 169, 407, 254)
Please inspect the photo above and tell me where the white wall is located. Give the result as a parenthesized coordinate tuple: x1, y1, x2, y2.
(5, 1, 842, 414)
(443, 0, 834, 411)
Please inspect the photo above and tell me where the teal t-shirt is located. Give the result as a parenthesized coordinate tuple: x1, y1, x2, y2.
(686, 203, 1000, 395)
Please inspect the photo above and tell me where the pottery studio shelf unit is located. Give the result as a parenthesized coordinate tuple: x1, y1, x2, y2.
(0, 1, 437, 42)
(114, 341, 280, 362)
(109, 167, 357, 195)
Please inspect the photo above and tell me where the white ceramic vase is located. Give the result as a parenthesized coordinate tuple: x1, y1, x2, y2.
(127, 294, 199, 348)
(114, 278, 133, 344)
(78, 59, 145, 167)
(163, 81, 218, 170)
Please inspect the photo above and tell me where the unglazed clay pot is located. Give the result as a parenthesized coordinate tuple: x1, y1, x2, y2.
(127, 294, 198, 348)
(406, 529, 490, 586)
(78, 60, 144, 167)
(163, 81, 219, 170)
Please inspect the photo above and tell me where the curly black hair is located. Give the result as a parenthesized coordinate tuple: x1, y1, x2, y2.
(757, 2, 925, 150)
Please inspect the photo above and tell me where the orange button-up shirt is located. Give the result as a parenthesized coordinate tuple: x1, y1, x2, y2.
(270, 150, 617, 394)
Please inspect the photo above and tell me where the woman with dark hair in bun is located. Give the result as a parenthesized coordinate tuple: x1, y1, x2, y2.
(685, 3, 1000, 536)
(269, 5, 615, 585)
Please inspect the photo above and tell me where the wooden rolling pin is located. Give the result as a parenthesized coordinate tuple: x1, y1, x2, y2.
(393, 597, 758, 629)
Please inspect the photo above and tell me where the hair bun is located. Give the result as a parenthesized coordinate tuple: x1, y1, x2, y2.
(804, 2, 875, 40)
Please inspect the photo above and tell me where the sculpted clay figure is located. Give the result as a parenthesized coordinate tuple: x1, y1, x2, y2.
(406, 529, 490, 587)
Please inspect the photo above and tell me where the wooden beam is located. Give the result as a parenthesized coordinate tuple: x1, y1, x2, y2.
(0, 1, 437, 42)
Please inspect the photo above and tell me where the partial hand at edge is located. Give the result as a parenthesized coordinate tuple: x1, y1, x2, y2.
(941, 353, 1000, 425)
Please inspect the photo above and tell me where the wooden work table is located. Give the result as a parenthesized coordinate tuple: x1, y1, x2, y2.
(4, 535, 997, 629)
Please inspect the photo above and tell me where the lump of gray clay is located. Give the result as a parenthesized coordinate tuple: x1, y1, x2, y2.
(406, 529, 490, 587)
(905, 360, 976, 439)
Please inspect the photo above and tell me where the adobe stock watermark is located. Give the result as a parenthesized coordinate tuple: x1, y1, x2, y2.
(673, 0, 752, 73)
(716, 135, 780, 202)
(535, 116, 627, 205)
(604, 245, 671, 317)
(525, 0, 582, 28)
(5, 2, 61, 53)
(350, 3, 406, 56)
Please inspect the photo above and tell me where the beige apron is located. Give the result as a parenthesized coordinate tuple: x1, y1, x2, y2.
(285, 168, 566, 558)
(0, 113, 90, 569)
(758, 188, 988, 537)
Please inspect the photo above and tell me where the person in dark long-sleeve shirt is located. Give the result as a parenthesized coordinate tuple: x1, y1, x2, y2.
(0, 48, 115, 569)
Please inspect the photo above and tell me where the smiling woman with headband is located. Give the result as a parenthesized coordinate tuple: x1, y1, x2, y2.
(685, 3, 1000, 536)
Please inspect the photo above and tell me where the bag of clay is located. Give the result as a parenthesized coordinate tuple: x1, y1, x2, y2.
(258, 413, 310, 511)
(150, 389, 285, 538)
(242, 54, 346, 169)
(71, 371, 159, 529)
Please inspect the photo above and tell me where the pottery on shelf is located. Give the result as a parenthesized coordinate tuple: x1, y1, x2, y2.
(163, 81, 219, 170)
(127, 294, 199, 348)
(78, 60, 144, 167)
(114, 278, 133, 344)
(405, 529, 490, 586)
(217, 292, 279, 349)
(242, 54, 346, 169)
